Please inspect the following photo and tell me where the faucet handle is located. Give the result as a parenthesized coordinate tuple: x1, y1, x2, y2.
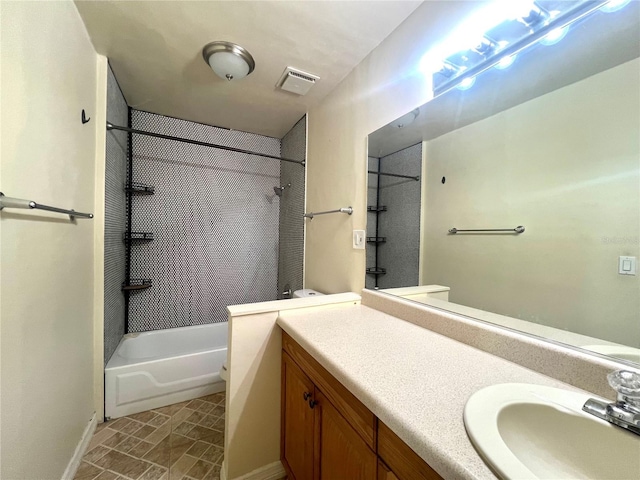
(607, 370, 640, 410)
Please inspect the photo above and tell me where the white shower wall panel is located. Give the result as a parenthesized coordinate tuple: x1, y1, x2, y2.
(128, 110, 281, 332)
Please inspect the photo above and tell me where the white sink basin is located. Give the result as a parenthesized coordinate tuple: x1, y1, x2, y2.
(464, 383, 640, 479)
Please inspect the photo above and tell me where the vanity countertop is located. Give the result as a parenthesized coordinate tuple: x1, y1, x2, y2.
(277, 304, 593, 480)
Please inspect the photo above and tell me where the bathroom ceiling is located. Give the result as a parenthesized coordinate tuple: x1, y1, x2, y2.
(75, 0, 422, 138)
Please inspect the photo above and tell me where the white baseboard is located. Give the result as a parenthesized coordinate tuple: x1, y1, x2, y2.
(61, 412, 97, 480)
(226, 460, 286, 480)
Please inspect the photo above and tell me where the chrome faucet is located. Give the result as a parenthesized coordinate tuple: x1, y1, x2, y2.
(281, 283, 292, 299)
(582, 370, 640, 436)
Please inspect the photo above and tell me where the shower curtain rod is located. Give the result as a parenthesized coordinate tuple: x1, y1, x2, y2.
(106, 122, 305, 166)
(368, 170, 419, 181)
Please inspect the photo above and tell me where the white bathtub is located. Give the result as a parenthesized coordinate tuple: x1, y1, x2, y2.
(105, 323, 227, 419)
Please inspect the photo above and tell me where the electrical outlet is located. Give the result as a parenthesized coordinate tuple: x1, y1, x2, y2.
(353, 230, 365, 249)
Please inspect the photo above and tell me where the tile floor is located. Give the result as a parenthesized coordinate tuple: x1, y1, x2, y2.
(74, 393, 225, 480)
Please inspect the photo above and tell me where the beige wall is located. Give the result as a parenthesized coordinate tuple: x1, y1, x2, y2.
(304, 1, 485, 293)
(224, 293, 361, 479)
(421, 59, 640, 347)
(225, 311, 281, 479)
(1, 1, 101, 477)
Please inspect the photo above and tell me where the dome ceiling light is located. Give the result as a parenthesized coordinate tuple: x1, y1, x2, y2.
(202, 41, 255, 81)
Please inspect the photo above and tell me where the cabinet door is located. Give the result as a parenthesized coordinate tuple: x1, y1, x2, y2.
(378, 421, 443, 480)
(315, 389, 377, 480)
(378, 460, 400, 480)
(282, 352, 316, 480)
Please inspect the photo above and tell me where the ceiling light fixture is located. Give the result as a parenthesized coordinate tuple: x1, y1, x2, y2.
(457, 76, 476, 91)
(474, 37, 498, 56)
(600, 0, 631, 13)
(539, 25, 570, 46)
(202, 41, 255, 81)
(494, 54, 517, 70)
(518, 4, 549, 29)
(425, 0, 618, 95)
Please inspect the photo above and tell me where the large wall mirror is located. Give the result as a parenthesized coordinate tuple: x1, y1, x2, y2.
(366, 1, 640, 366)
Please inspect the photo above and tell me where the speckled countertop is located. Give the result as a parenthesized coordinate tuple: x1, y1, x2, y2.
(277, 304, 592, 480)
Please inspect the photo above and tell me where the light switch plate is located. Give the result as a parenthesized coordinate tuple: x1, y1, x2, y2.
(353, 230, 365, 249)
(619, 256, 637, 275)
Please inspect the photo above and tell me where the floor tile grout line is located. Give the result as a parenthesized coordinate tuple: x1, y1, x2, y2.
(84, 443, 171, 473)
(79, 394, 225, 480)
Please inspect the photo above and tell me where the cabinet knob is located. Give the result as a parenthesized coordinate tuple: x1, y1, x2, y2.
(303, 392, 311, 401)
(309, 399, 317, 409)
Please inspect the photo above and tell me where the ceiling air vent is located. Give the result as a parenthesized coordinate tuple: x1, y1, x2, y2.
(277, 67, 320, 96)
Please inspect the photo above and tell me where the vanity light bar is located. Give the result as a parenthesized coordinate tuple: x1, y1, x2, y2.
(473, 37, 498, 57)
(517, 4, 549, 28)
(431, 0, 614, 95)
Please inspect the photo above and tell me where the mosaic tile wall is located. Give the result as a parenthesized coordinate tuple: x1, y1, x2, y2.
(127, 111, 281, 332)
(377, 144, 422, 289)
(378, 143, 422, 288)
(104, 64, 128, 364)
(278, 116, 306, 298)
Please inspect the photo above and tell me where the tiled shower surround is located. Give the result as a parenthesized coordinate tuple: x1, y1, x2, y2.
(104, 64, 128, 364)
(126, 110, 303, 332)
(367, 144, 422, 289)
(278, 116, 306, 297)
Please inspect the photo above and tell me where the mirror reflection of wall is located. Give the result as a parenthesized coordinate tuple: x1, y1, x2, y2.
(366, 145, 422, 289)
(422, 58, 639, 347)
(366, 1, 640, 365)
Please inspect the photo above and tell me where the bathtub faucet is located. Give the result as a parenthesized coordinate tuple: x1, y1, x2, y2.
(281, 285, 292, 299)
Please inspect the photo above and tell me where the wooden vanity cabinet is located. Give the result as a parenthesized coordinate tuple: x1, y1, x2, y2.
(377, 460, 400, 480)
(281, 353, 316, 480)
(281, 332, 443, 480)
(378, 422, 443, 480)
(315, 388, 378, 479)
(281, 333, 376, 480)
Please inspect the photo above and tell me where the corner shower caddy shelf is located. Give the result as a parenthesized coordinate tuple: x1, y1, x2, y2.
(366, 236, 386, 244)
(366, 267, 387, 275)
(366, 165, 421, 286)
(366, 203, 387, 285)
(122, 279, 152, 292)
(123, 232, 154, 243)
(123, 179, 155, 300)
(125, 182, 155, 195)
(367, 205, 387, 212)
